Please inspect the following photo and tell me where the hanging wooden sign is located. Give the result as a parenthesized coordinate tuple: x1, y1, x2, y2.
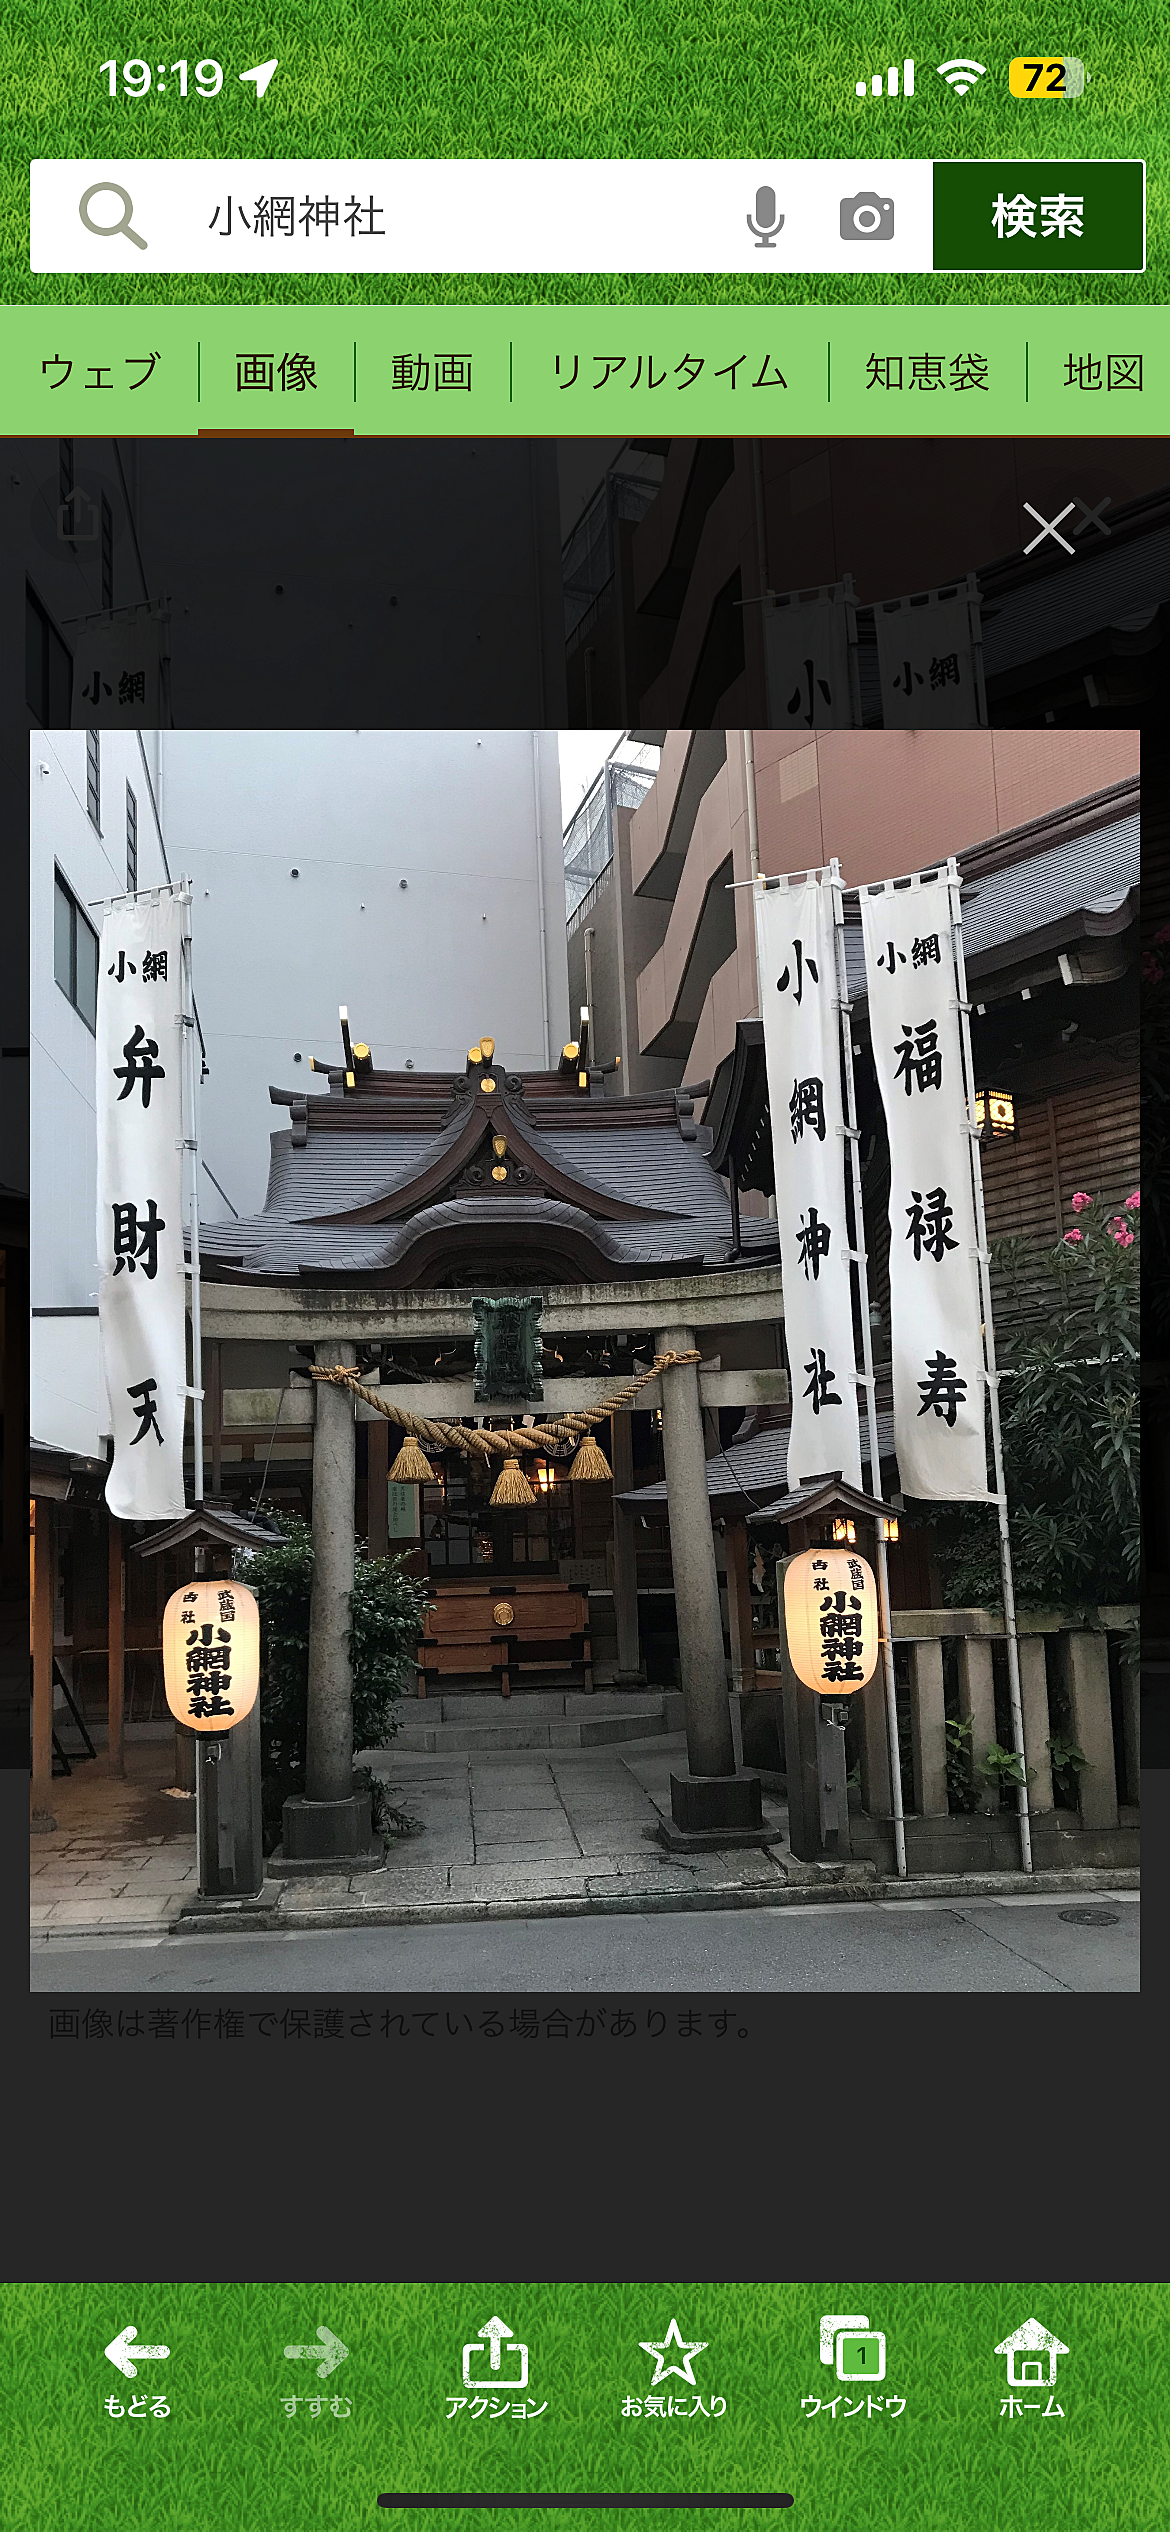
(783, 1547, 879, 1694)
(162, 1580, 260, 1733)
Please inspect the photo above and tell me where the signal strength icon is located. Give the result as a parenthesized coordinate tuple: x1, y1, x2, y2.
(856, 58, 914, 97)
(936, 58, 987, 93)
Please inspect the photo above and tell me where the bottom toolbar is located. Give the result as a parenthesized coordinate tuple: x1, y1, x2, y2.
(4, 2280, 1153, 2532)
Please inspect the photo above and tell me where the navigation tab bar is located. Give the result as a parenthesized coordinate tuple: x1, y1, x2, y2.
(7, 305, 1162, 434)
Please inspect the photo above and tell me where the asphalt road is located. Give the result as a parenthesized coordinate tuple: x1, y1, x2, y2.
(30, 1895, 1138, 1993)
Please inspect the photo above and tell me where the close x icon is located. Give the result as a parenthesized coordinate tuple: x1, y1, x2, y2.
(1023, 491, 1113, 554)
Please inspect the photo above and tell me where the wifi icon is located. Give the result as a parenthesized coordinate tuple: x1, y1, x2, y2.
(937, 57, 988, 93)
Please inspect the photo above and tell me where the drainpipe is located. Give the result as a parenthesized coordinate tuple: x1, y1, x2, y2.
(529, 729, 553, 1067)
(742, 728, 761, 887)
(583, 924, 595, 1060)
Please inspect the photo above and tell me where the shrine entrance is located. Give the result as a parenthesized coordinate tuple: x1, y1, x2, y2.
(420, 1448, 575, 1582)
(416, 1440, 591, 1697)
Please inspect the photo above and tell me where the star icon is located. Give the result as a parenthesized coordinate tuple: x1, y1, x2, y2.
(639, 2319, 709, 2387)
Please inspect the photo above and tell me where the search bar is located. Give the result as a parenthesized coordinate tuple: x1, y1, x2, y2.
(31, 158, 934, 272)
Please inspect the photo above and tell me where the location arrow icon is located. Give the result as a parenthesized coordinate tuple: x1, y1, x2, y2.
(105, 2326, 170, 2379)
(239, 58, 278, 98)
(284, 2325, 349, 2379)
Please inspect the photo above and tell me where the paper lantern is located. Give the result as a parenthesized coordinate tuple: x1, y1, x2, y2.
(783, 1548, 879, 1695)
(162, 1579, 260, 1733)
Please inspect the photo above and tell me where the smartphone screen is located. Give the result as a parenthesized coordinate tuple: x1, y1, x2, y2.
(9, 15, 1156, 2530)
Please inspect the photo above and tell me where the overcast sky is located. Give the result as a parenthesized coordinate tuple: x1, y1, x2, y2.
(557, 730, 623, 831)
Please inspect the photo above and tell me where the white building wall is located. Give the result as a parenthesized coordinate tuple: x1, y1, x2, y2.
(30, 728, 168, 1456)
(30, 724, 573, 1451)
(158, 729, 570, 1214)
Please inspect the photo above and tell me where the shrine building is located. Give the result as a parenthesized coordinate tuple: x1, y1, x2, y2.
(194, 1028, 788, 1790)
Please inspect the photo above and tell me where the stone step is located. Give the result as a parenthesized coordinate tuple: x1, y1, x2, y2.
(410, 1689, 666, 1723)
(379, 1693, 673, 1755)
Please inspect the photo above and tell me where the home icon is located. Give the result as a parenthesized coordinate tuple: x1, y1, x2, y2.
(994, 2318, 1069, 2388)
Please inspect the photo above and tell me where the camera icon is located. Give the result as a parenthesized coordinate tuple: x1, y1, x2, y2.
(840, 190, 895, 241)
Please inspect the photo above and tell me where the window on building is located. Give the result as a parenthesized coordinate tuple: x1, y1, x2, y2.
(86, 729, 101, 830)
(126, 783, 138, 893)
(101, 493, 114, 610)
(53, 871, 99, 1032)
(26, 584, 72, 724)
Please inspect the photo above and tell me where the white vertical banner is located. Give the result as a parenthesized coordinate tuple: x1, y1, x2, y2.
(96, 887, 188, 1519)
(873, 578, 985, 729)
(858, 871, 990, 1500)
(755, 872, 862, 1491)
(763, 585, 857, 729)
(65, 603, 166, 727)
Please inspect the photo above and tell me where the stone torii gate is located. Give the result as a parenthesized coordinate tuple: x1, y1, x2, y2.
(199, 1265, 786, 1859)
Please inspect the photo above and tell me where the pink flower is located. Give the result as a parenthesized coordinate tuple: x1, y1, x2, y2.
(1063, 1230, 1083, 1244)
(1125, 1189, 1140, 1209)
(1070, 1191, 1092, 1213)
(1156, 924, 1170, 945)
(1109, 1221, 1135, 1247)
(1143, 952, 1164, 984)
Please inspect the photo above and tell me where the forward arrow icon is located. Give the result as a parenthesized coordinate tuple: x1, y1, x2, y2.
(105, 2326, 170, 2379)
(284, 2326, 349, 2379)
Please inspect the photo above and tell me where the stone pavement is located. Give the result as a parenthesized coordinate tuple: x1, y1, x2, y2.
(272, 1735, 797, 1924)
(30, 1731, 1139, 1943)
(29, 1736, 197, 1935)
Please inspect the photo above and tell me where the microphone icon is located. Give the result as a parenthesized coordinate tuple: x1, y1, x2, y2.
(747, 183, 784, 247)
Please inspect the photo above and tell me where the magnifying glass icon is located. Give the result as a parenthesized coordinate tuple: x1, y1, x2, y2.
(78, 181, 147, 250)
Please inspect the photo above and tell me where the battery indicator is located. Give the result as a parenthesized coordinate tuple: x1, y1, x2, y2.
(1009, 57, 1087, 96)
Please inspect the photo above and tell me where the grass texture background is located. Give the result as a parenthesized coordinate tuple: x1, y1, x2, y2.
(1, 2282, 1166, 2532)
(3, 0, 1165, 302)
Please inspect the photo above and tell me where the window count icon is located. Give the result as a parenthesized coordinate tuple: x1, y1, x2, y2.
(820, 2313, 886, 2382)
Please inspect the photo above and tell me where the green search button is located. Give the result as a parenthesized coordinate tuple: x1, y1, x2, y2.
(933, 160, 1145, 271)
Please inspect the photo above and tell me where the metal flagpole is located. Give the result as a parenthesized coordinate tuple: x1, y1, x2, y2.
(946, 855, 1032, 1874)
(179, 878, 204, 1505)
(828, 859, 907, 1880)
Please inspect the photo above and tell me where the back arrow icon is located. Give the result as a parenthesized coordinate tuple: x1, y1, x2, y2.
(105, 2326, 170, 2379)
(284, 2326, 349, 2379)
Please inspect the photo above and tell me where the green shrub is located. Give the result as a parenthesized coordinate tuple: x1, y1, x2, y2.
(979, 1740, 1030, 1804)
(232, 1514, 431, 1839)
(1048, 1732, 1090, 1808)
(912, 1191, 1139, 1612)
(945, 1713, 978, 1813)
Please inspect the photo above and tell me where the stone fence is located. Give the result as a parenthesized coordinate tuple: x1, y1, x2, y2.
(735, 1601, 1140, 1875)
(891, 1605, 1138, 1835)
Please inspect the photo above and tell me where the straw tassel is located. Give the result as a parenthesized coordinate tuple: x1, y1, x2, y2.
(490, 1455, 536, 1507)
(388, 1434, 436, 1483)
(567, 1432, 612, 1482)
